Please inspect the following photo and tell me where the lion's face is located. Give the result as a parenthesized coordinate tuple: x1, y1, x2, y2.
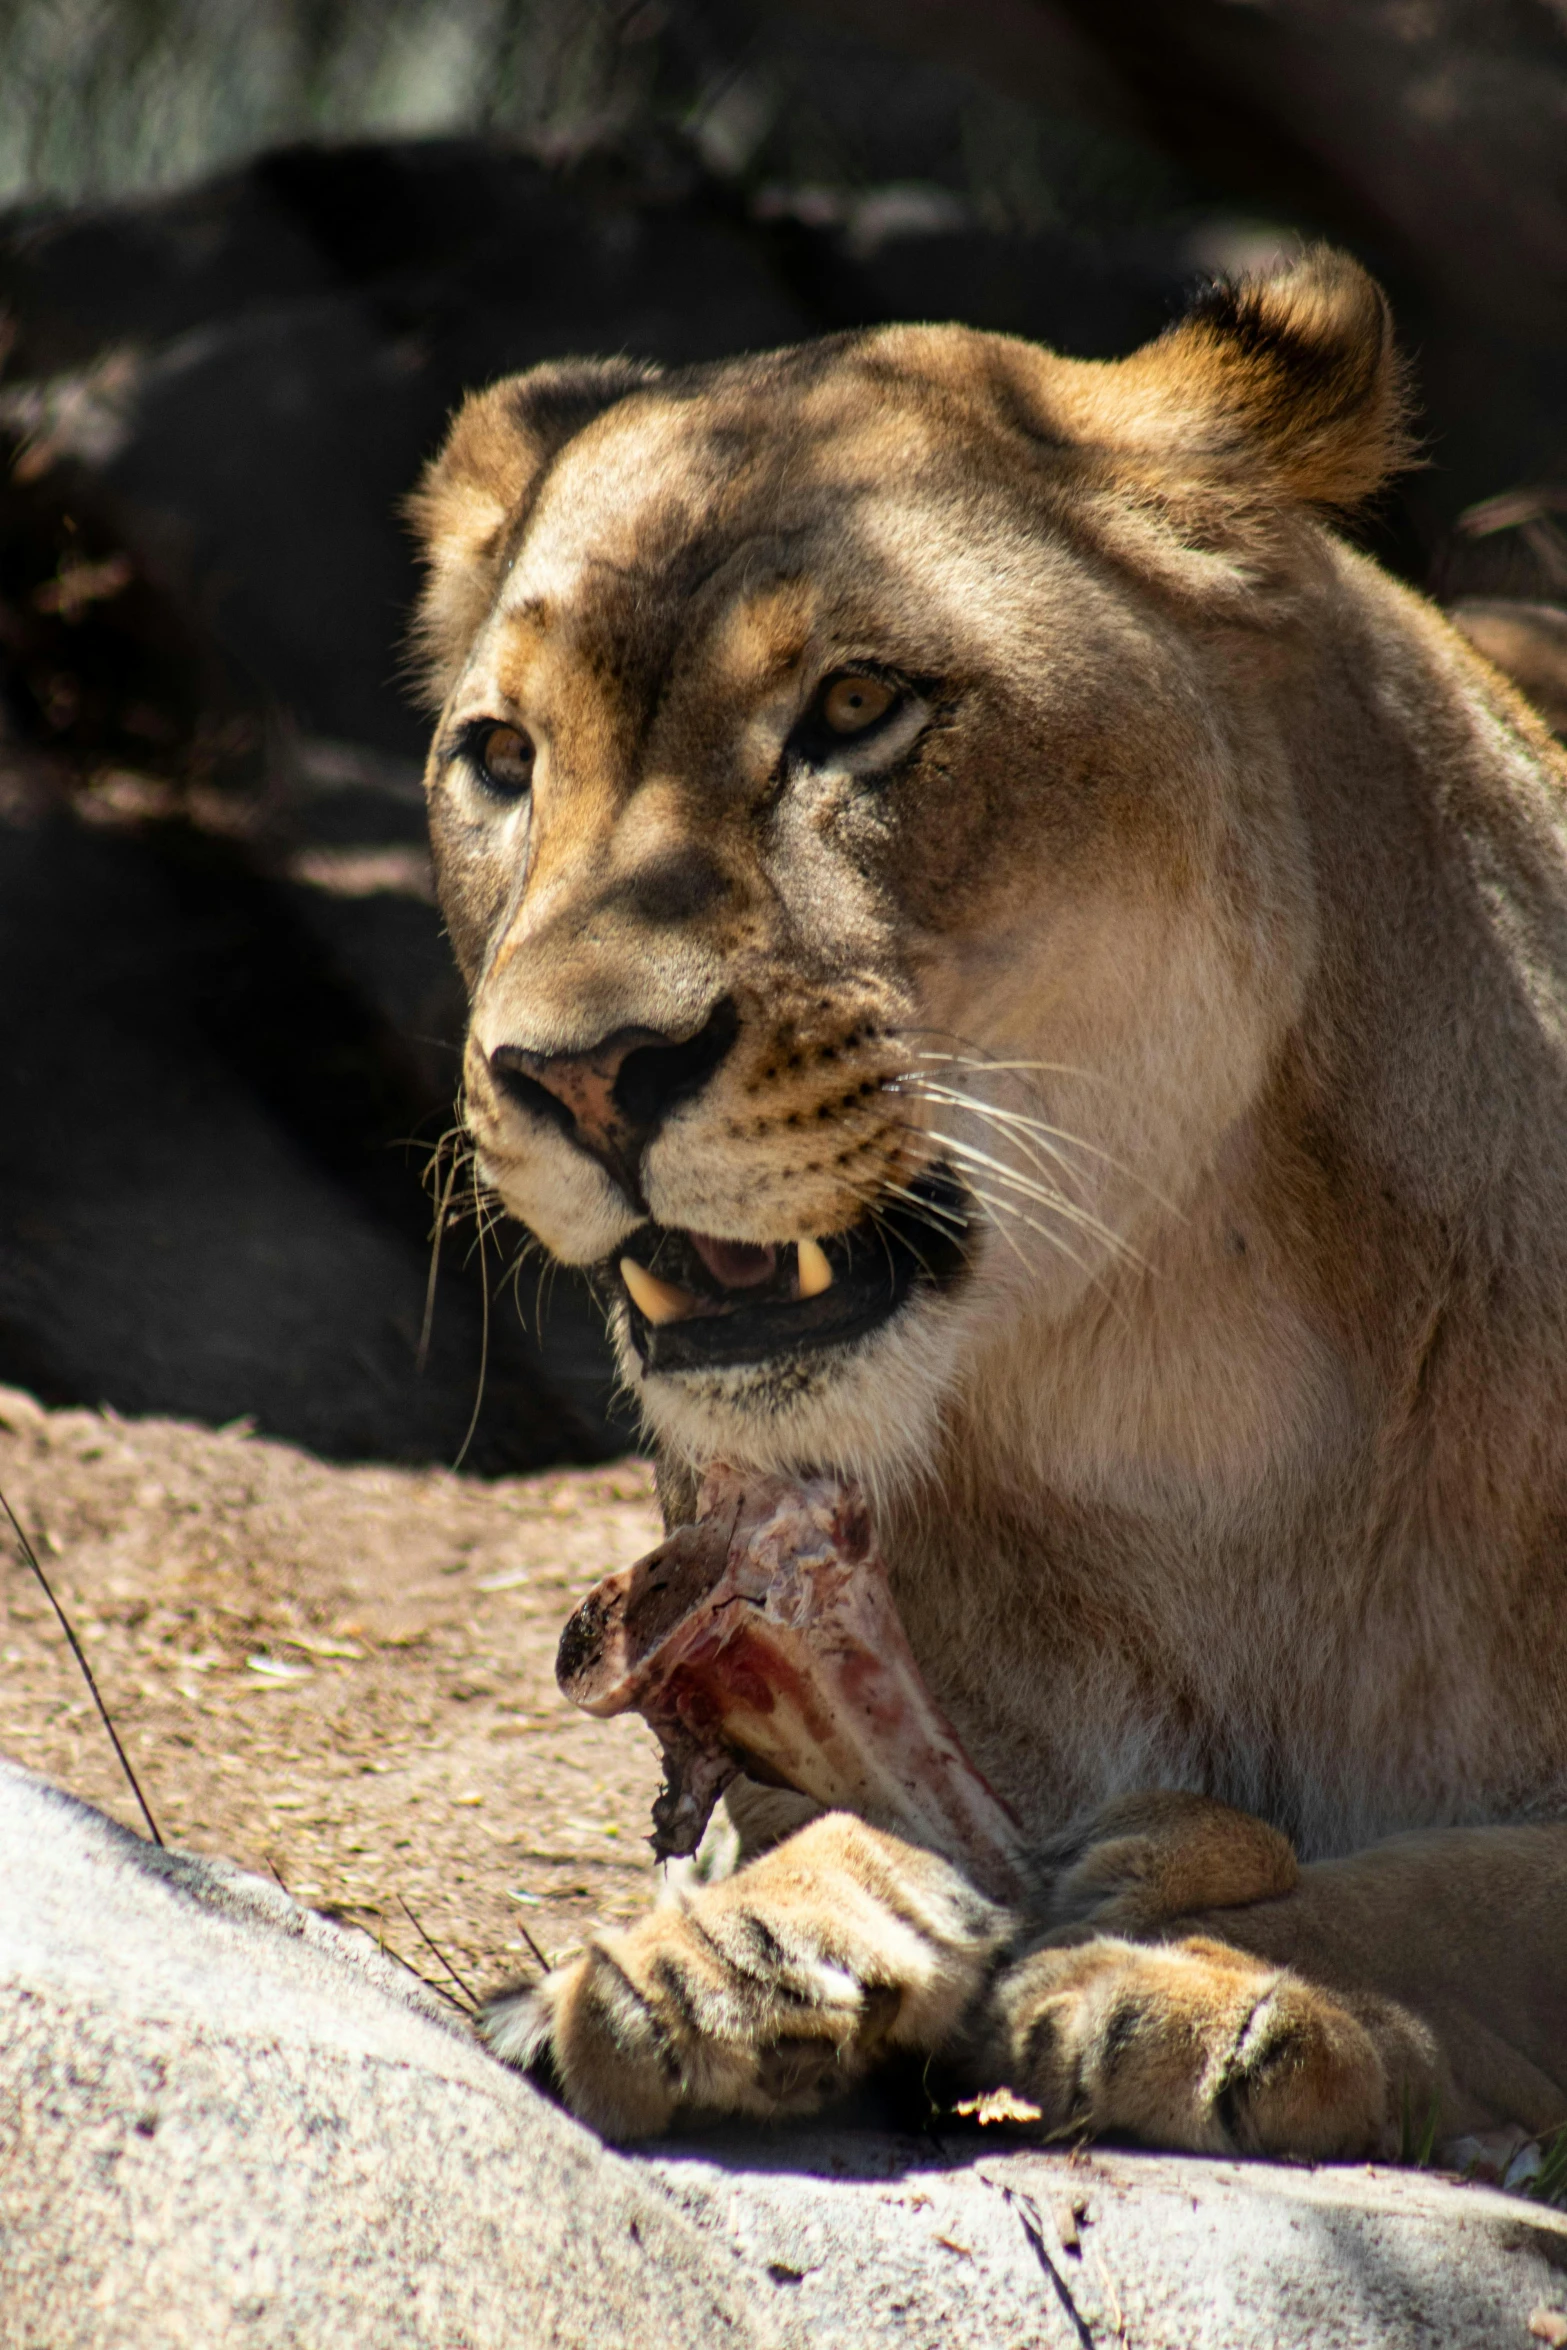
(411, 255, 1404, 1483)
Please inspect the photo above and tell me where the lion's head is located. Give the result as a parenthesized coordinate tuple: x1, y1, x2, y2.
(408, 249, 1410, 1489)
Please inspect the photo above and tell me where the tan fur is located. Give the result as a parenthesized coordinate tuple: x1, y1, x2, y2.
(411, 249, 1567, 2150)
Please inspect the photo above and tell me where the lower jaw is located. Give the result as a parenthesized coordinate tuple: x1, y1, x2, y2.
(625, 1308, 956, 1481)
(637, 1341, 857, 1415)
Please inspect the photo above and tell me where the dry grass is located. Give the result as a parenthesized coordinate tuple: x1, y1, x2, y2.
(0, 1383, 664, 1997)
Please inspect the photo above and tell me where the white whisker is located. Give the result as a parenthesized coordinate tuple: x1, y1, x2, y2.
(893, 1079, 1092, 1195)
(892, 1072, 1182, 1217)
(890, 1120, 1147, 1267)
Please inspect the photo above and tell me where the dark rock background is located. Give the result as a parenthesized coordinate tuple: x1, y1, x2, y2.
(0, 0, 1562, 1472)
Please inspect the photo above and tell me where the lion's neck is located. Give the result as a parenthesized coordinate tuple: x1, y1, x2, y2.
(888, 592, 1567, 1853)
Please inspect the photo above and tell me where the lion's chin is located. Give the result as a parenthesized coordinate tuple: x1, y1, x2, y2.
(625, 1302, 969, 1494)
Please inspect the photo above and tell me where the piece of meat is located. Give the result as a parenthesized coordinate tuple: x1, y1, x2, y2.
(556, 1465, 1032, 1905)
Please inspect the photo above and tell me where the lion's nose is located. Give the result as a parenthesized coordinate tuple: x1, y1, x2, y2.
(488, 998, 738, 1200)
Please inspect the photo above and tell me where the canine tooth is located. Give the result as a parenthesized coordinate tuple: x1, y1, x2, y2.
(619, 1258, 695, 1325)
(796, 1237, 834, 1298)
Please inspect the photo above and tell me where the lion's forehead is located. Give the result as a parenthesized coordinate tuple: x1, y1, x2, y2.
(504, 400, 720, 607)
(503, 376, 1015, 620)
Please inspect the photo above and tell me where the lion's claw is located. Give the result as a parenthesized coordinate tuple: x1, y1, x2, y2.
(481, 1814, 1011, 2141)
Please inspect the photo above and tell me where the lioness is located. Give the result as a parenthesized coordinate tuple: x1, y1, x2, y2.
(409, 249, 1567, 2156)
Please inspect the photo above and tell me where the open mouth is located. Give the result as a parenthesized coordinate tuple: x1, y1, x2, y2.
(608, 1165, 974, 1375)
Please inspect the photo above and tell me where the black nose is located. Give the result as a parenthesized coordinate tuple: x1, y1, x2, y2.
(488, 997, 738, 1202)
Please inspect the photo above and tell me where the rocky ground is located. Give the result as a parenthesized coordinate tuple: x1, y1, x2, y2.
(0, 1382, 665, 2003)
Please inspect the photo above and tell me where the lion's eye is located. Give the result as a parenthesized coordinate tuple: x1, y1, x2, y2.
(820, 674, 897, 735)
(469, 722, 534, 798)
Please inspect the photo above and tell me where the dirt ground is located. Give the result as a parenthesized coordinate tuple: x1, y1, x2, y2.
(0, 1381, 666, 2007)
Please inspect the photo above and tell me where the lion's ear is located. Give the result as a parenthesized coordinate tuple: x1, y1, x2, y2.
(1101, 246, 1412, 512)
(406, 356, 659, 702)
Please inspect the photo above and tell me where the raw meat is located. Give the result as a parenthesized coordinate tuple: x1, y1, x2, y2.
(556, 1465, 1031, 1904)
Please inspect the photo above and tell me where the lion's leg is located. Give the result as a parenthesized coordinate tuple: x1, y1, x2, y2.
(985, 1797, 1567, 2159)
(978, 1791, 1435, 2159)
(1191, 1820, 1567, 2142)
(482, 1814, 1012, 2141)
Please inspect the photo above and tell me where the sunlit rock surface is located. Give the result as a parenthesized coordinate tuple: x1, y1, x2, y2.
(4, 1755, 1566, 2349)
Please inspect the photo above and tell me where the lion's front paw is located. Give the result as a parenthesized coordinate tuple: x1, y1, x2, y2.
(988, 1934, 1438, 2162)
(482, 1814, 1013, 2140)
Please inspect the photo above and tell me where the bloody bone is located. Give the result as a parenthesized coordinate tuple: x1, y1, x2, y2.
(556, 1465, 1031, 1906)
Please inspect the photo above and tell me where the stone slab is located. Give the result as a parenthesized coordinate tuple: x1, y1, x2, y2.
(656, 2125, 1567, 2350)
(0, 1756, 773, 2350)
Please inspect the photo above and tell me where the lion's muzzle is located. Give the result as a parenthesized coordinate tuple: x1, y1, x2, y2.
(487, 997, 739, 1210)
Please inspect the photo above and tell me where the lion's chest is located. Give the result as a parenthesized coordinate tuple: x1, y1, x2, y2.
(883, 1483, 1524, 1859)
